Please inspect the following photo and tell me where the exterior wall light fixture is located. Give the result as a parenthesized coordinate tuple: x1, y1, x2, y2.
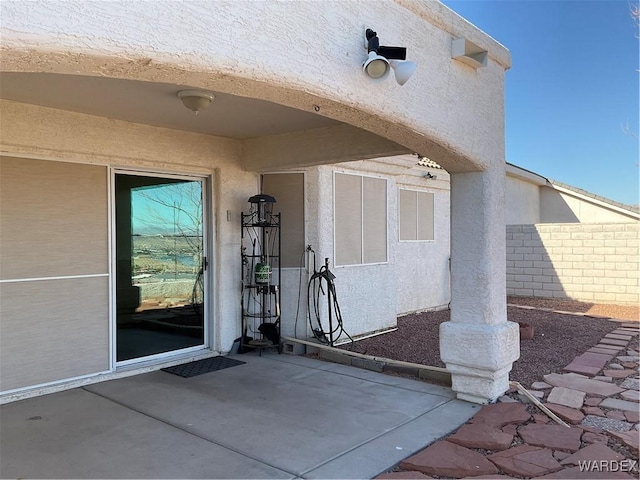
(363, 28, 416, 86)
(177, 89, 215, 115)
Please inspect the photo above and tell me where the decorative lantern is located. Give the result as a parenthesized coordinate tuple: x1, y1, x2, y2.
(248, 194, 276, 226)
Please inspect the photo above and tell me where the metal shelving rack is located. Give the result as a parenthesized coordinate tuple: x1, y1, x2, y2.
(240, 195, 281, 354)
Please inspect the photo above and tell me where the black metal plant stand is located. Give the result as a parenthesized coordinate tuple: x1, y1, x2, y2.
(240, 196, 281, 355)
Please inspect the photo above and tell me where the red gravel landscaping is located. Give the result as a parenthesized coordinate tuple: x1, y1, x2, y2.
(340, 297, 636, 388)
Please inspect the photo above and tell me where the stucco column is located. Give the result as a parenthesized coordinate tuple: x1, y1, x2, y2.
(440, 166, 519, 404)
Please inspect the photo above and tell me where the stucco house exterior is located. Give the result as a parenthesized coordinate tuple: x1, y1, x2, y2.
(260, 156, 450, 344)
(0, 1, 516, 405)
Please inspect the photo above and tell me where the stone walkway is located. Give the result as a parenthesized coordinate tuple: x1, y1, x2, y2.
(376, 318, 639, 479)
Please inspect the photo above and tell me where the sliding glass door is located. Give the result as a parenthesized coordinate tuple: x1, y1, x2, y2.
(114, 173, 207, 363)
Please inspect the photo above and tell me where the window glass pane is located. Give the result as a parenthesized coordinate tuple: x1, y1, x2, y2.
(399, 189, 417, 241)
(334, 173, 362, 266)
(363, 177, 387, 263)
(262, 173, 305, 268)
(418, 191, 434, 240)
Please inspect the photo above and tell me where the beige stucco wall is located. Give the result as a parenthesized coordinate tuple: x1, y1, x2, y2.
(0, 101, 256, 382)
(0, 0, 510, 174)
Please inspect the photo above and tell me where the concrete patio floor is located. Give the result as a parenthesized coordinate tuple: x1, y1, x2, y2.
(0, 353, 479, 479)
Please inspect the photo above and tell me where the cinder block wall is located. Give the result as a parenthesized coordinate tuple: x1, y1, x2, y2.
(506, 223, 639, 305)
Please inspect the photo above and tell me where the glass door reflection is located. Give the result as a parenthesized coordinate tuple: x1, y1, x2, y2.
(115, 174, 206, 362)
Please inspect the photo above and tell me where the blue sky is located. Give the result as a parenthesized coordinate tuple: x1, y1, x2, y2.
(442, 0, 639, 207)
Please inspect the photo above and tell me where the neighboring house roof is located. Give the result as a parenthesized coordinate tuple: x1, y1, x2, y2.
(506, 162, 640, 216)
(548, 179, 640, 215)
(416, 156, 444, 170)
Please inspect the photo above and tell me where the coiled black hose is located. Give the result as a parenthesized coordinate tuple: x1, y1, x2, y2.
(307, 254, 353, 347)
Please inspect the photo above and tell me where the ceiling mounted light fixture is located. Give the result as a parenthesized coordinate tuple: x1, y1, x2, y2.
(363, 28, 416, 86)
(177, 89, 215, 115)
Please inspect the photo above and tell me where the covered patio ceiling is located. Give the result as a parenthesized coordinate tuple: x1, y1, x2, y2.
(0, 72, 340, 139)
(0, 72, 411, 170)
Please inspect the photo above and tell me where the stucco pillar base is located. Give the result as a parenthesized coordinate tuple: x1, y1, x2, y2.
(440, 321, 519, 404)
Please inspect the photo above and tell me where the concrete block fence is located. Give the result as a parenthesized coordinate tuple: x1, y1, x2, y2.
(506, 223, 639, 305)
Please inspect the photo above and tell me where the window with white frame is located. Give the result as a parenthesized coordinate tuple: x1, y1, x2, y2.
(399, 189, 434, 241)
(334, 172, 387, 266)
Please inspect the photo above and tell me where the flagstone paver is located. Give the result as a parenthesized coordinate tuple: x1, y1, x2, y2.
(620, 390, 640, 402)
(575, 352, 616, 363)
(532, 414, 550, 424)
(398, 441, 499, 478)
(606, 410, 628, 421)
(562, 363, 601, 376)
(502, 424, 519, 435)
(600, 338, 630, 347)
(487, 446, 562, 478)
(608, 430, 640, 453)
(624, 410, 639, 423)
(582, 406, 606, 417)
(459, 475, 515, 479)
(605, 334, 633, 341)
(599, 397, 640, 412)
(543, 373, 625, 396)
(596, 342, 625, 349)
(553, 451, 571, 461)
(543, 403, 584, 425)
(468, 403, 531, 428)
(563, 352, 612, 376)
(446, 422, 513, 451)
(384, 304, 639, 480)
(596, 343, 625, 349)
(616, 356, 640, 362)
(376, 472, 434, 479)
(581, 431, 609, 444)
(546, 387, 585, 409)
(559, 442, 626, 466)
(518, 425, 582, 452)
(518, 390, 544, 403)
(581, 415, 633, 432)
(603, 369, 637, 379)
(536, 466, 636, 479)
(532, 381, 552, 390)
(588, 347, 618, 355)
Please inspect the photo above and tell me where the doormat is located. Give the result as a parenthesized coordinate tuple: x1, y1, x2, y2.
(162, 356, 246, 378)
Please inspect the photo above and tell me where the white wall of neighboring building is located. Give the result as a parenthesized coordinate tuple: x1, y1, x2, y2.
(505, 164, 640, 306)
(540, 187, 639, 224)
(507, 163, 639, 225)
(506, 176, 541, 224)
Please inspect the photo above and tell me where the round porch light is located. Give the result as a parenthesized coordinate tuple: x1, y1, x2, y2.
(177, 90, 215, 115)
